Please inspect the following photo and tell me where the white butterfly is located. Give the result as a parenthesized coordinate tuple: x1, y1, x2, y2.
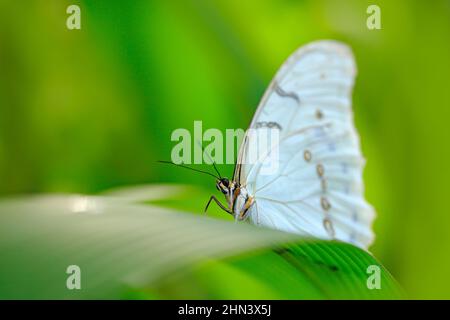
(206, 40, 375, 249)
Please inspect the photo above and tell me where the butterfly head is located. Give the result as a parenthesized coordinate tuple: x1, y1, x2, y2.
(216, 178, 231, 195)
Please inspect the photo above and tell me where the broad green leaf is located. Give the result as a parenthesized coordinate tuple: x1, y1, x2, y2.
(0, 186, 403, 299)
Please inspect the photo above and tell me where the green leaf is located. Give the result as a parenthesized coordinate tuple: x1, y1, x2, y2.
(0, 186, 403, 299)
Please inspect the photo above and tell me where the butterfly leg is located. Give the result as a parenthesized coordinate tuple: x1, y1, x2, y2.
(238, 197, 255, 220)
(204, 196, 232, 215)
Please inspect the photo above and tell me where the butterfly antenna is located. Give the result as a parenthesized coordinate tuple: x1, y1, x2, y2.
(158, 160, 220, 179)
(232, 148, 238, 180)
(196, 140, 222, 179)
(211, 161, 222, 179)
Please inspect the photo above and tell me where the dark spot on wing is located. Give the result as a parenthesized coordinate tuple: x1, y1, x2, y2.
(274, 83, 300, 104)
(255, 121, 282, 130)
(304, 150, 312, 162)
(316, 109, 324, 119)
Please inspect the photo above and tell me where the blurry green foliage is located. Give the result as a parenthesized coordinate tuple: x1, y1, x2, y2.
(0, 0, 449, 298)
(0, 191, 403, 299)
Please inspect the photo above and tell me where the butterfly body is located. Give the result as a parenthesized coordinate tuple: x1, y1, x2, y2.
(214, 179, 254, 221)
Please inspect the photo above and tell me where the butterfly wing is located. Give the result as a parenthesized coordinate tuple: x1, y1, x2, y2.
(234, 40, 375, 249)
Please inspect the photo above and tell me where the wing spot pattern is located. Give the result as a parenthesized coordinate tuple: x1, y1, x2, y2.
(316, 109, 324, 119)
(321, 196, 331, 211)
(304, 150, 312, 162)
(255, 121, 282, 130)
(316, 163, 324, 177)
(316, 161, 334, 238)
(323, 218, 335, 238)
(274, 82, 301, 104)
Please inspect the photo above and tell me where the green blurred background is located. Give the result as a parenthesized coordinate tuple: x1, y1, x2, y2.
(0, 0, 449, 299)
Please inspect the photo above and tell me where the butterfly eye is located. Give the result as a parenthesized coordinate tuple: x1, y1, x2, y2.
(221, 178, 229, 187)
